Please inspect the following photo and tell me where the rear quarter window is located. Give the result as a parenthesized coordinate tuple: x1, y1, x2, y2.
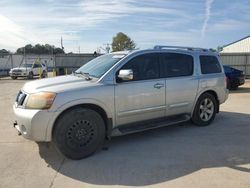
(200, 55, 222, 74)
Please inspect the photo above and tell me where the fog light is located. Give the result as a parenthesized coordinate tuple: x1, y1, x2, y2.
(21, 125, 27, 135)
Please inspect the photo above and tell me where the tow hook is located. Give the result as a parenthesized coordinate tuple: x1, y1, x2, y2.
(13, 121, 17, 128)
(13, 121, 22, 136)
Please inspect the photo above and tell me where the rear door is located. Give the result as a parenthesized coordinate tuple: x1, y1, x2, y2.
(160, 52, 198, 116)
(114, 53, 166, 126)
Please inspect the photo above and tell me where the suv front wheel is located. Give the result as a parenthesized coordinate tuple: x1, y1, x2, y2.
(53, 107, 105, 160)
(192, 93, 217, 126)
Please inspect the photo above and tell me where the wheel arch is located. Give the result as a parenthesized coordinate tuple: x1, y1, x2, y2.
(192, 89, 220, 116)
(51, 103, 113, 141)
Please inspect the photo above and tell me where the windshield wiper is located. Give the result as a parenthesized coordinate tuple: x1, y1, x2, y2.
(74, 71, 92, 80)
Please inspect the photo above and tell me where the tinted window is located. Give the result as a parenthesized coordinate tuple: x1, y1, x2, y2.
(161, 53, 193, 78)
(118, 53, 159, 81)
(33, 64, 42, 68)
(200, 56, 222, 74)
(223, 66, 232, 73)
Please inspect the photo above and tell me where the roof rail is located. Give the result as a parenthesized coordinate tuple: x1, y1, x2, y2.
(154, 45, 210, 52)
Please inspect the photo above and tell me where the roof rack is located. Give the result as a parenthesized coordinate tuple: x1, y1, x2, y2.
(154, 45, 210, 52)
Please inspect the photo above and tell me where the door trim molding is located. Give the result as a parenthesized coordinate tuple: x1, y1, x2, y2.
(117, 105, 166, 117)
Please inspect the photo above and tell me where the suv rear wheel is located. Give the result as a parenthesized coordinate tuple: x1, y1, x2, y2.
(192, 93, 217, 126)
(41, 70, 47, 78)
(53, 107, 105, 160)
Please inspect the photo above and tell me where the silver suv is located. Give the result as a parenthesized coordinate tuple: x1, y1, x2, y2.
(13, 46, 228, 159)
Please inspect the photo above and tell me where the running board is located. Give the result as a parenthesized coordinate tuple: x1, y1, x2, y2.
(112, 114, 190, 136)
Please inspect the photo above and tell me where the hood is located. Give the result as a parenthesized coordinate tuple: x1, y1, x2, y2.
(11, 67, 31, 71)
(22, 75, 98, 93)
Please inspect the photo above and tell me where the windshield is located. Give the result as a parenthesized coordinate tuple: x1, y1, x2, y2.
(75, 54, 125, 78)
(20, 64, 33, 68)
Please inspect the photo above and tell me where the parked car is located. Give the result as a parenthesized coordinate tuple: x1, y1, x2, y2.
(223, 65, 245, 90)
(13, 46, 228, 159)
(9, 62, 47, 79)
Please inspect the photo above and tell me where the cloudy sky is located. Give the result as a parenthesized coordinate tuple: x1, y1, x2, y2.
(0, 0, 250, 53)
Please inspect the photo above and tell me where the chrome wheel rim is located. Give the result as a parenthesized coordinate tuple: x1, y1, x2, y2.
(199, 98, 214, 121)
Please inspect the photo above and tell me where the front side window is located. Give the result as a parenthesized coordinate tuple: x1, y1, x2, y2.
(118, 53, 160, 82)
(161, 53, 193, 78)
(223, 66, 231, 73)
(200, 56, 222, 74)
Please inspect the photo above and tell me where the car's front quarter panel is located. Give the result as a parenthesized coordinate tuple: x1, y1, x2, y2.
(44, 83, 115, 141)
(13, 78, 115, 142)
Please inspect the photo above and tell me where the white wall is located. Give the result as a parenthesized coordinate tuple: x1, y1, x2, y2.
(222, 37, 250, 53)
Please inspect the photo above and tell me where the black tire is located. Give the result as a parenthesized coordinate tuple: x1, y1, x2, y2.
(53, 107, 105, 160)
(41, 70, 47, 78)
(11, 76, 17, 80)
(230, 84, 238, 90)
(191, 93, 217, 126)
(28, 72, 33, 79)
(228, 79, 239, 90)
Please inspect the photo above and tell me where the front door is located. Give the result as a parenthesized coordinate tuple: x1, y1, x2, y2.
(114, 53, 166, 126)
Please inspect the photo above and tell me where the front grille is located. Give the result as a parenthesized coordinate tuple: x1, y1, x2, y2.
(13, 70, 22, 73)
(16, 91, 27, 106)
(12, 72, 22, 75)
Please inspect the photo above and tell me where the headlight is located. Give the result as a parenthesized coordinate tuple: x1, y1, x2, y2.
(26, 92, 56, 109)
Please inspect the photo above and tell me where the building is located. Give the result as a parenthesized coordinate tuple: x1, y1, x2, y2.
(0, 53, 98, 76)
(221, 36, 250, 53)
(220, 35, 250, 78)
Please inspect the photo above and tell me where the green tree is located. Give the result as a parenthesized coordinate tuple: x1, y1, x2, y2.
(16, 44, 64, 54)
(0, 49, 9, 54)
(112, 32, 136, 52)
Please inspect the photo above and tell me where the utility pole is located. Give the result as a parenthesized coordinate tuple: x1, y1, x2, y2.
(99, 43, 111, 53)
(61, 36, 64, 51)
(103, 43, 111, 53)
(23, 47, 26, 66)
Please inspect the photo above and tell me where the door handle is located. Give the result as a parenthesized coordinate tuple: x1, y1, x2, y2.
(154, 83, 164, 89)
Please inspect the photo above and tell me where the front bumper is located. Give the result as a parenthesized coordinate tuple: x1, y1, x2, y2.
(13, 105, 56, 141)
(10, 72, 28, 77)
(238, 76, 245, 86)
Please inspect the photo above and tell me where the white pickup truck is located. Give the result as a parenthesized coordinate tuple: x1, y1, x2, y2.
(9, 62, 47, 79)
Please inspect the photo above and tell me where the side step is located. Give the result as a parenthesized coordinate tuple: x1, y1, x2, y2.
(112, 114, 190, 136)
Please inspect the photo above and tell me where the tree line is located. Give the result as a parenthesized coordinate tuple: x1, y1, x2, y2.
(0, 32, 136, 55)
(16, 44, 64, 54)
(1, 32, 225, 55)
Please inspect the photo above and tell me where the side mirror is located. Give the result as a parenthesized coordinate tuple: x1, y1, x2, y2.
(118, 69, 133, 81)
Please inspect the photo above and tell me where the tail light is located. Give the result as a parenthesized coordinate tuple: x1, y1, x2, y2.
(225, 77, 228, 88)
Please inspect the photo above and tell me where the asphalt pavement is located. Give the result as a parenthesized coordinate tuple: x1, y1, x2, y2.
(0, 77, 250, 188)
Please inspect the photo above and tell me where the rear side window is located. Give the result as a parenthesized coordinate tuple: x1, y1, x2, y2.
(161, 53, 193, 78)
(200, 56, 222, 74)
